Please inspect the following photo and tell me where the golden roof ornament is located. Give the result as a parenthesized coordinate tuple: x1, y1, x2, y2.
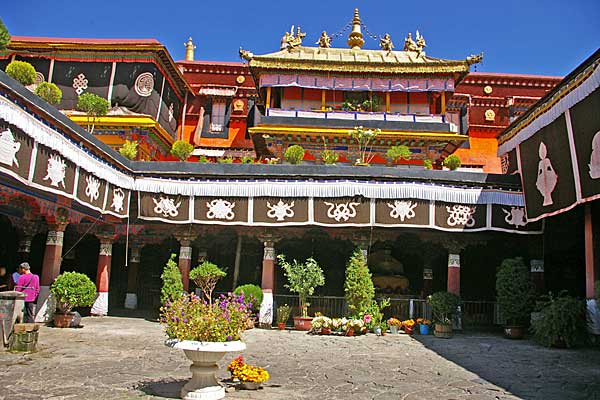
(379, 33, 394, 52)
(467, 52, 484, 65)
(317, 31, 332, 48)
(184, 37, 196, 61)
(280, 25, 306, 51)
(403, 30, 426, 57)
(347, 8, 365, 50)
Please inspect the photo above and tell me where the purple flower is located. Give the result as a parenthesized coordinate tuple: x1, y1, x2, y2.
(181, 311, 185, 316)
(226, 335, 232, 341)
(183, 318, 188, 323)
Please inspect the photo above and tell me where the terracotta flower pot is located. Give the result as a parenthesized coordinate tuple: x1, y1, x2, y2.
(321, 327, 331, 335)
(504, 326, 525, 339)
(346, 328, 355, 337)
(53, 312, 75, 328)
(293, 316, 313, 331)
(404, 327, 414, 335)
(277, 322, 286, 330)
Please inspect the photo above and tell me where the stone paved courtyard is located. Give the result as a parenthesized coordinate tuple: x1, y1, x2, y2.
(1, 315, 599, 400)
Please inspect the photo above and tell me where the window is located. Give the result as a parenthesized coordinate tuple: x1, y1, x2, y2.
(210, 100, 226, 132)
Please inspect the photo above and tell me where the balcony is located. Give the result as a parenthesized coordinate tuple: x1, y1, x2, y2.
(260, 109, 458, 133)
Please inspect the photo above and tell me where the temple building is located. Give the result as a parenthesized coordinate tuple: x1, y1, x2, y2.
(240, 9, 482, 166)
(1, 36, 193, 160)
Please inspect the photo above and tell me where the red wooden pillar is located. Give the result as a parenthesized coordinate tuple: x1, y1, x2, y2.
(91, 237, 113, 316)
(124, 245, 141, 309)
(36, 223, 68, 322)
(259, 239, 276, 327)
(585, 204, 596, 299)
(179, 241, 192, 292)
(447, 253, 460, 296)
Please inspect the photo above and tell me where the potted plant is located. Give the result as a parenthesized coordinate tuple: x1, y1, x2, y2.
(344, 249, 375, 318)
(531, 292, 588, 348)
(388, 317, 401, 334)
(161, 292, 250, 399)
(348, 126, 380, 165)
(50, 272, 96, 328)
(119, 140, 138, 160)
(496, 257, 536, 339)
(321, 149, 339, 165)
(233, 284, 263, 328)
(363, 298, 390, 335)
(443, 154, 461, 170)
(276, 304, 291, 330)
(35, 82, 62, 105)
(5, 60, 36, 86)
(76, 92, 109, 134)
(170, 140, 194, 161)
(346, 318, 366, 336)
(189, 261, 227, 305)
(428, 291, 460, 338)
(277, 254, 325, 331)
(386, 145, 411, 165)
(284, 144, 305, 164)
(161, 254, 184, 305)
(402, 319, 416, 334)
(417, 318, 432, 335)
(423, 159, 433, 170)
(227, 355, 270, 390)
(311, 315, 333, 335)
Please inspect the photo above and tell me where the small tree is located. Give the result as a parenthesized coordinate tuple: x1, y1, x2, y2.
(386, 145, 411, 163)
(5, 60, 36, 86)
(428, 291, 459, 325)
(423, 159, 433, 170)
(496, 257, 536, 326)
(50, 272, 97, 314)
(348, 126, 380, 164)
(76, 93, 109, 134)
(321, 149, 339, 165)
(161, 254, 184, 305)
(344, 249, 375, 318)
(171, 140, 194, 161)
(284, 145, 305, 164)
(190, 261, 226, 305)
(0, 18, 10, 51)
(443, 154, 461, 170)
(277, 254, 324, 317)
(119, 140, 138, 160)
(35, 82, 62, 105)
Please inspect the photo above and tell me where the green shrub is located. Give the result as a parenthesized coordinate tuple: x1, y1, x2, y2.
(171, 140, 194, 161)
(277, 254, 324, 317)
(233, 284, 263, 313)
(363, 298, 391, 330)
(496, 257, 535, 325)
(423, 159, 433, 170)
(443, 154, 461, 170)
(531, 292, 588, 348)
(217, 156, 234, 163)
(190, 261, 226, 305)
(119, 140, 138, 160)
(344, 249, 375, 317)
(50, 272, 97, 314)
(241, 156, 254, 164)
(284, 145, 305, 164)
(6, 61, 36, 86)
(197, 155, 209, 163)
(76, 93, 109, 134)
(34, 82, 62, 105)
(321, 149, 339, 165)
(0, 18, 10, 51)
(161, 254, 184, 305)
(428, 291, 459, 324)
(386, 145, 411, 162)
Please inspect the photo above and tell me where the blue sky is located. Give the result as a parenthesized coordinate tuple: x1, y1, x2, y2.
(2, 0, 599, 76)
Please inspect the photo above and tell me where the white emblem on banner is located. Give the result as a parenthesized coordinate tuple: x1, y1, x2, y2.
(589, 131, 600, 179)
(266, 200, 295, 221)
(387, 200, 417, 221)
(502, 207, 527, 227)
(153, 196, 181, 218)
(535, 142, 557, 206)
(134, 72, 154, 97)
(168, 103, 174, 122)
(72, 73, 88, 95)
(324, 201, 360, 222)
(111, 188, 125, 213)
(446, 205, 476, 227)
(206, 199, 235, 220)
(0, 129, 21, 167)
(43, 154, 67, 188)
(500, 154, 510, 174)
(85, 175, 101, 202)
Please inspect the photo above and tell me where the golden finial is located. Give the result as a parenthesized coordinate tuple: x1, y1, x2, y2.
(347, 8, 365, 50)
(184, 37, 196, 61)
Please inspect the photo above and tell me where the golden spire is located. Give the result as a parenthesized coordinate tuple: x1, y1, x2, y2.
(347, 8, 365, 50)
(184, 37, 196, 61)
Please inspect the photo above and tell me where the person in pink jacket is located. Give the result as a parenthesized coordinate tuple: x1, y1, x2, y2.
(15, 262, 40, 323)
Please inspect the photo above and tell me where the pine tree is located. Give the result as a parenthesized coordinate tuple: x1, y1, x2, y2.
(344, 249, 375, 317)
(161, 254, 184, 304)
(0, 18, 10, 51)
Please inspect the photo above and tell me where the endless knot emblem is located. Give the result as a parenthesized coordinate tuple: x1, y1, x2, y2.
(134, 72, 154, 97)
(0, 128, 21, 167)
(153, 196, 181, 218)
(446, 205, 476, 227)
(72, 73, 88, 95)
(43, 154, 67, 188)
(502, 207, 527, 227)
(387, 200, 417, 221)
(266, 200, 295, 221)
(206, 199, 235, 220)
(324, 201, 360, 222)
(85, 175, 101, 202)
(111, 188, 125, 213)
(168, 103, 174, 122)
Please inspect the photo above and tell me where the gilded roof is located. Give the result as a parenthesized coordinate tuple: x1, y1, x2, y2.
(241, 46, 481, 75)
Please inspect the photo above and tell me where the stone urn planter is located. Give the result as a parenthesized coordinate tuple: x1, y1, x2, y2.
(166, 339, 246, 400)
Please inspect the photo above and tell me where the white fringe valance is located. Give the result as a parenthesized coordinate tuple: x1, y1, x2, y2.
(498, 61, 600, 155)
(0, 96, 135, 189)
(134, 178, 525, 206)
